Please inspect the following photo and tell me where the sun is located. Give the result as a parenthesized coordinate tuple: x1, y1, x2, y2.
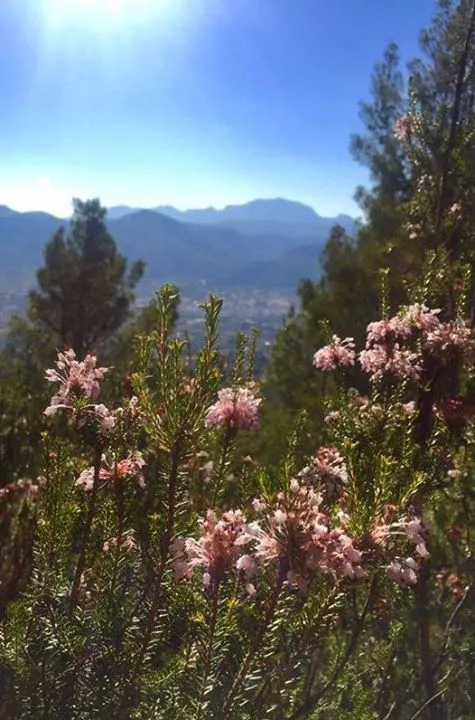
(53, 0, 145, 11)
(45, 0, 172, 25)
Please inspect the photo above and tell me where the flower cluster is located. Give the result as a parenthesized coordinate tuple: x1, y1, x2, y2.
(359, 344, 421, 382)
(314, 305, 474, 383)
(313, 335, 356, 371)
(249, 481, 364, 592)
(0, 478, 40, 501)
(298, 446, 349, 495)
(205, 386, 261, 432)
(45, 349, 107, 409)
(45, 349, 115, 437)
(171, 509, 255, 592)
(76, 450, 146, 491)
(424, 320, 475, 364)
(434, 396, 475, 429)
(173, 481, 364, 596)
(393, 113, 418, 142)
(372, 513, 428, 586)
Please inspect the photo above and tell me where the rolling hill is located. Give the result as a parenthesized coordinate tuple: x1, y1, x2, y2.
(0, 199, 355, 292)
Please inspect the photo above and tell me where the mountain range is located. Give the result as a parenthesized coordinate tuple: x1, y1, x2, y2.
(0, 199, 356, 293)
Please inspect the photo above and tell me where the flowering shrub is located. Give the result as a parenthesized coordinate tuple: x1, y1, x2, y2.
(0, 279, 473, 720)
(316, 304, 475, 384)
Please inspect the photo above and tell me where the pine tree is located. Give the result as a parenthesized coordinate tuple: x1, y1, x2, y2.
(28, 198, 144, 358)
(261, 0, 475, 461)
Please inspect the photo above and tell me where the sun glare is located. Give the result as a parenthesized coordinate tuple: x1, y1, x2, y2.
(55, 0, 147, 11)
(45, 0, 173, 28)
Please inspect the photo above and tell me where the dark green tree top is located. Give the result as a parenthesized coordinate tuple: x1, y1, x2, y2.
(28, 198, 145, 358)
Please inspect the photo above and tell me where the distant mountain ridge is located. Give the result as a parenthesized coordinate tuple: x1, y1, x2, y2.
(0, 198, 356, 292)
(108, 198, 355, 237)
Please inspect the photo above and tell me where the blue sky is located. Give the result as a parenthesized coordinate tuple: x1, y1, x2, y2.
(0, 0, 436, 217)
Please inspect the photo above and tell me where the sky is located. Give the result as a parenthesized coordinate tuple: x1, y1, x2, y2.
(0, 0, 437, 218)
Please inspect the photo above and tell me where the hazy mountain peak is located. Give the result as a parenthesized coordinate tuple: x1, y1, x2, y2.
(153, 197, 325, 227)
(107, 205, 140, 220)
(0, 205, 19, 218)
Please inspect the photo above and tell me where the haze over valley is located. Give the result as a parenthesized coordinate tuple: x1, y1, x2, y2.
(0, 197, 355, 347)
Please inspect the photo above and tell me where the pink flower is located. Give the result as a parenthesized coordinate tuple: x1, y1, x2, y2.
(313, 335, 356, 371)
(392, 516, 428, 558)
(205, 386, 261, 432)
(45, 349, 108, 411)
(171, 509, 255, 589)
(387, 558, 418, 585)
(250, 481, 364, 591)
(298, 446, 348, 493)
(116, 450, 146, 488)
(398, 304, 441, 335)
(75, 450, 146, 491)
(360, 305, 443, 382)
(370, 521, 392, 547)
(359, 345, 421, 382)
(449, 202, 461, 214)
(93, 404, 117, 436)
(424, 320, 475, 363)
(75, 467, 111, 491)
(393, 113, 417, 142)
(402, 401, 416, 415)
(44, 349, 117, 436)
(236, 553, 258, 579)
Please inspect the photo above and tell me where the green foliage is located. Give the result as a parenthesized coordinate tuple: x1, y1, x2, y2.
(2, 4, 475, 718)
(0, 272, 474, 718)
(0, 198, 146, 486)
(263, 0, 475, 463)
(28, 198, 144, 358)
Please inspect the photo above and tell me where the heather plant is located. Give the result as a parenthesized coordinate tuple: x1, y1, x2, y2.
(0, 267, 474, 719)
(1, 6, 475, 715)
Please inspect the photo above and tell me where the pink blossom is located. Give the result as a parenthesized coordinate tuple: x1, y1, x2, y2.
(45, 349, 108, 410)
(75, 467, 110, 491)
(387, 558, 418, 585)
(252, 497, 266, 513)
(370, 521, 392, 547)
(93, 404, 117, 436)
(449, 202, 461, 214)
(236, 553, 258, 579)
(116, 450, 146, 488)
(359, 345, 421, 382)
(392, 516, 428, 558)
(393, 113, 417, 142)
(44, 349, 117, 436)
(313, 335, 356, 371)
(75, 450, 146, 491)
(171, 509, 255, 589)
(361, 306, 441, 383)
(298, 446, 348, 492)
(424, 320, 475, 363)
(398, 304, 441, 334)
(205, 386, 261, 431)
(250, 481, 364, 591)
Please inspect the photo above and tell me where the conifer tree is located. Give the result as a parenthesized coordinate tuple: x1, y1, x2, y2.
(28, 198, 144, 358)
(262, 0, 475, 454)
